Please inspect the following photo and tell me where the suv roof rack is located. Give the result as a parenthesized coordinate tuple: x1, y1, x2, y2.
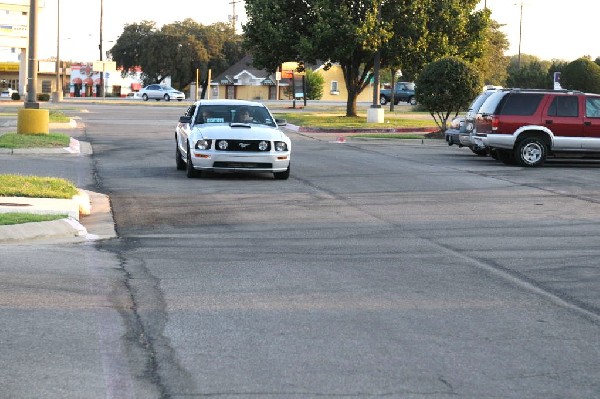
(508, 88, 583, 94)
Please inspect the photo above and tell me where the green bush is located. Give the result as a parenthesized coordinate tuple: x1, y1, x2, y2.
(10, 92, 20, 100)
(37, 93, 50, 101)
(561, 58, 600, 94)
(415, 57, 482, 132)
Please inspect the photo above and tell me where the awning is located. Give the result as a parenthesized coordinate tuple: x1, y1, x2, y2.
(72, 77, 82, 84)
(94, 78, 101, 84)
(131, 82, 141, 90)
(83, 77, 93, 85)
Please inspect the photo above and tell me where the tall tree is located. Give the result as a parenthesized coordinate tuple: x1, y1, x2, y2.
(474, 19, 509, 86)
(110, 20, 243, 89)
(244, 0, 488, 116)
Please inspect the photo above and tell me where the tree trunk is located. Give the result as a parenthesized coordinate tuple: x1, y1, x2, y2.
(340, 57, 372, 117)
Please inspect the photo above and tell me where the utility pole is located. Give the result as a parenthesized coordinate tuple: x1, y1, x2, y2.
(99, 0, 103, 97)
(229, 0, 240, 33)
(54, 0, 62, 102)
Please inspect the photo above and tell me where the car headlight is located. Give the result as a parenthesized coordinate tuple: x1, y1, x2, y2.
(258, 141, 269, 151)
(195, 139, 211, 150)
(217, 140, 228, 150)
(274, 141, 288, 151)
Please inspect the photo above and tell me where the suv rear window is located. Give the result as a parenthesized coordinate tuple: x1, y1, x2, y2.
(499, 93, 544, 116)
(477, 91, 507, 116)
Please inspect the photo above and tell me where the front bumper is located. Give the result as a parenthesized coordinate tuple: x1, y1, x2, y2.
(190, 150, 291, 172)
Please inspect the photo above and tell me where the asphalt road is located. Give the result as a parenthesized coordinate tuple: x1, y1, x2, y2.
(2, 102, 599, 398)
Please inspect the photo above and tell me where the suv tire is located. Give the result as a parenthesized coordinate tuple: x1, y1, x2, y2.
(379, 95, 388, 105)
(515, 137, 547, 167)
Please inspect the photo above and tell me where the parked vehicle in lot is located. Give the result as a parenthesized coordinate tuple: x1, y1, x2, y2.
(175, 99, 291, 179)
(379, 82, 416, 105)
(139, 84, 185, 101)
(0, 88, 16, 98)
(456, 88, 502, 156)
(446, 89, 500, 154)
(474, 88, 600, 166)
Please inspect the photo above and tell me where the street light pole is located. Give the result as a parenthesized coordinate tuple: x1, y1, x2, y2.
(518, 1, 523, 69)
(25, 0, 39, 108)
(54, 0, 62, 102)
(99, 0, 104, 97)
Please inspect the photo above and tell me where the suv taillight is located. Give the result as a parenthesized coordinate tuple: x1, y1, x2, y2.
(491, 116, 499, 131)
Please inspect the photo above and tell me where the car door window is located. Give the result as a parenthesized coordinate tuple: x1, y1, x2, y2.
(548, 96, 579, 117)
(585, 97, 600, 118)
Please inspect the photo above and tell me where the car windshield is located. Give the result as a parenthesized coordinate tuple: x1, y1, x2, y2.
(196, 105, 277, 127)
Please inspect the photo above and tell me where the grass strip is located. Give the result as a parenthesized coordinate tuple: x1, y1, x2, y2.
(278, 112, 436, 129)
(0, 213, 67, 225)
(0, 174, 78, 199)
(0, 133, 70, 148)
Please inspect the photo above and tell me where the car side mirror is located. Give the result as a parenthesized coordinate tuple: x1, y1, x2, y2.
(179, 115, 192, 124)
(275, 118, 287, 126)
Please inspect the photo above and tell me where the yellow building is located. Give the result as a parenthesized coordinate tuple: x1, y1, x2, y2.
(314, 63, 374, 102)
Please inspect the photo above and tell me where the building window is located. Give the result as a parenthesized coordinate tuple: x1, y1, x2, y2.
(42, 80, 52, 93)
(330, 81, 339, 95)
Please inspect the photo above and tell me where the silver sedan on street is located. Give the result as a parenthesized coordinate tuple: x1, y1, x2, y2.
(175, 100, 291, 179)
(139, 84, 185, 101)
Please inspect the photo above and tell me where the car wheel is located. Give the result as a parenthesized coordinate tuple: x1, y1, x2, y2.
(274, 165, 290, 180)
(471, 147, 488, 157)
(515, 137, 547, 167)
(164, 94, 170, 101)
(142, 94, 148, 101)
(186, 145, 201, 178)
(409, 97, 417, 105)
(175, 140, 185, 170)
(379, 96, 388, 105)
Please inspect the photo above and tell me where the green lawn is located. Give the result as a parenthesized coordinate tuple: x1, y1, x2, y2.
(0, 213, 67, 225)
(0, 132, 70, 148)
(0, 174, 78, 226)
(0, 174, 78, 199)
(277, 112, 436, 129)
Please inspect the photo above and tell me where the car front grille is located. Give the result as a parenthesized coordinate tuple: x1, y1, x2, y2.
(214, 140, 271, 152)
(213, 162, 272, 169)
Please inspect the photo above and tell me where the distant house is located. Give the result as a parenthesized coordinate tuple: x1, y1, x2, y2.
(313, 63, 374, 102)
(211, 55, 284, 101)
(211, 55, 375, 102)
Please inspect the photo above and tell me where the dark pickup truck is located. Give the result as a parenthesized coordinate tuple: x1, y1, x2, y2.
(379, 82, 417, 105)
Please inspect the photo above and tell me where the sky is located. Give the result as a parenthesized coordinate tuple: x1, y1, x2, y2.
(5, 0, 598, 63)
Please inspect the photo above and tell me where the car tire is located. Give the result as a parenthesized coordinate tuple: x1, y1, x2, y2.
(515, 137, 547, 167)
(142, 94, 148, 101)
(471, 147, 488, 157)
(409, 97, 417, 105)
(274, 165, 290, 180)
(186, 145, 201, 178)
(164, 94, 170, 101)
(176, 140, 185, 170)
(379, 96, 388, 105)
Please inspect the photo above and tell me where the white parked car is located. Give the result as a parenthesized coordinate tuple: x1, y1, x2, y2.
(0, 88, 17, 98)
(175, 100, 291, 179)
(139, 84, 185, 101)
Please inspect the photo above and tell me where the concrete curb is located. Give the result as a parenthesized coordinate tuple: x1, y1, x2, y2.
(0, 189, 116, 243)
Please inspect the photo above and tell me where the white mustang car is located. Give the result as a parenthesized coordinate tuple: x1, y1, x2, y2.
(175, 100, 291, 179)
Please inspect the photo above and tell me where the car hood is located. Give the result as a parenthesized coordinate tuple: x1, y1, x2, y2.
(192, 124, 289, 141)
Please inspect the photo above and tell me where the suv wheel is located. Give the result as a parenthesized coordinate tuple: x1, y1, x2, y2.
(409, 96, 417, 105)
(515, 138, 547, 167)
(379, 95, 388, 105)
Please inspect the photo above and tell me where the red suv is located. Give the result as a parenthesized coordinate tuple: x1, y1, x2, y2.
(474, 89, 600, 166)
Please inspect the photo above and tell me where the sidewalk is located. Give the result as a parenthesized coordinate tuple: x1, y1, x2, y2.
(0, 117, 117, 243)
